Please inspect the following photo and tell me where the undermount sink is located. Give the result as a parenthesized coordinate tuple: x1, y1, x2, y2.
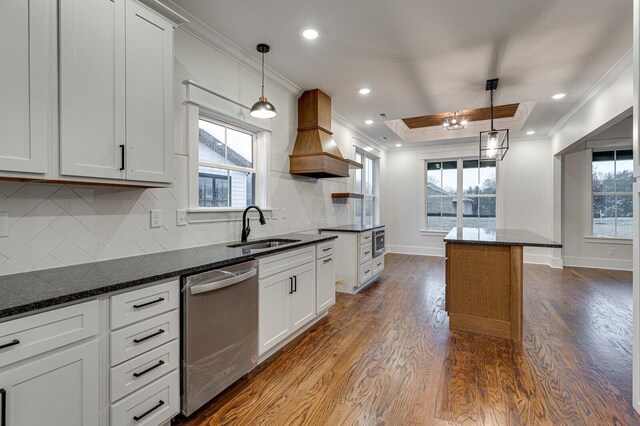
(227, 238, 301, 250)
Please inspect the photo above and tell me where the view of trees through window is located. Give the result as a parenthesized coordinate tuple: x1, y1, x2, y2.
(426, 159, 497, 231)
(198, 118, 256, 208)
(592, 149, 633, 238)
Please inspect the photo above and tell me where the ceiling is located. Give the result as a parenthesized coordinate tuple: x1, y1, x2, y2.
(172, 0, 632, 148)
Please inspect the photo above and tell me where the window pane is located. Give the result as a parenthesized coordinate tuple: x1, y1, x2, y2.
(617, 195, 633, 238)
(615, 153, 633, 192)
(592, 151, 615, 192)
(427, 196, 456, 231)
(199, 166, 229, 207)
(462, 196, 478, 228)
(354, 198, 363, 224)
(479, 197, 496, 228)
(355, 153, 363, 193)
(479, 162, 496, 194)
(427, 162, 442, 190)
(198, 120, 225, 164)
(365, 157, 374, 195)
(229, 170, 255, 208)
(442, 161, 457, 195)
(364, 196, 374, 226)
(226, 128, 253, 168)
(463, 160, 479, 194)
(592, 195, 615, 237)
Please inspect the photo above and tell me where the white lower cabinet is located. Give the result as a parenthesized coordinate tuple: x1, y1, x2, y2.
(316, 255, 336, 314)
(259, 245, 328, 357)
(0, 340, 99, 426)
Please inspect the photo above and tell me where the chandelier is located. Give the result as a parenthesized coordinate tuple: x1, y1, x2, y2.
(442, 112, 467, 130)
(479, 79, 509, 161)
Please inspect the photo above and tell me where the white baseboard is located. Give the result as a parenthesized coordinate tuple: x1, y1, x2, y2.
(387, 245, 444, 257)
(388, 245, 561, 268)
(563, 256, 632, 271)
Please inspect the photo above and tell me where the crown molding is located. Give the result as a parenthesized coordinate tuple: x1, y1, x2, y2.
(547, 48, 633, 137)
(160, 0, 303, 97)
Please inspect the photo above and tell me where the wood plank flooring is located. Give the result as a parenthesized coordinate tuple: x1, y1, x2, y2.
(182, 254, 640, 425)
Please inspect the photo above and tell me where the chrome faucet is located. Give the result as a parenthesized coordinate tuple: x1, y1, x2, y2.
(241, 205, 266, 242)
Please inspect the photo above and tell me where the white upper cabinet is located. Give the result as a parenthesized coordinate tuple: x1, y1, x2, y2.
(59, 0, 175, 184)
(125, 0, 174, 183)
(59, 0, 126, 180)
(0, 0, 52, 174)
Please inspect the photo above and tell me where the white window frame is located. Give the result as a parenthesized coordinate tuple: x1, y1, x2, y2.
(588, 147, 633, 240)
(424, 157, 498, 232)
(354, 147, 379, 225)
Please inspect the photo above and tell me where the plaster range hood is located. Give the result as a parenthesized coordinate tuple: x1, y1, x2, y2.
(290, 89, 362, 178)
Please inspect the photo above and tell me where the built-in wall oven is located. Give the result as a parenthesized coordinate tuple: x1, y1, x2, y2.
(181, 260, 259, 417)
(373, 228, 385, 257)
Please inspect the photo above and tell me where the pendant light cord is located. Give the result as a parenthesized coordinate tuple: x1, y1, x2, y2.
(490, 89, 495, 131)
(261, 52, 265, 99)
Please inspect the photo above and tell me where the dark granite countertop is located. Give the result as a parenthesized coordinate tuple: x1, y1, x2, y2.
(0, 233, 337, 320)
(319, 224, 385, 233)
(443, 227, 562, 248)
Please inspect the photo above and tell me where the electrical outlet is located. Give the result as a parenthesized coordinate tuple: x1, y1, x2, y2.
(608, 247, 615, 256)
(272, 208, 279, 220)
(176, 209, 187, 226)
(0, 212, 8, 237)
(281, 208, 287, 219)
(150, 209, 162, 228)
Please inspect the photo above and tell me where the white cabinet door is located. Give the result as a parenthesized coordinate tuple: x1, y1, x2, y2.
(125, 0, 174, 183)
(259, 273, 291, 355)
(316, 256, 336, 314)
(291, 263, 316, 332)
(59, 0, 126, 179)
(0, 340, 99, 426)
(0, 0, 50, 174)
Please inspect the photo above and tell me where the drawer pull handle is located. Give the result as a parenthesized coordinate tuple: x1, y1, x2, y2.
(0, 339, 19, 350)
(133, 329, 164, 344)
(289, 277, 293, 294)
(133, 360, 165, 378)
(119, 144, 125, 171)
(322, 247, 331, 252)
(323, 258, 332, 263)
(365, 270, 371, 274)
(365, 251, 370, 255)
(133, 297, 165, 309)
(133, 400, 164, 421)
(293, 275, 297, 293)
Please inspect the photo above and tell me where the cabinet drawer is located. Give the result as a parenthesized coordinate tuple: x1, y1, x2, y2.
(373, 256, 385, 275)
(111, 340, 179, 402)
(360, 232, 372, 245)
(110, 310, 179, 366)
(360, 261, 373, 285)
(111, 280, 179, 330)
(111, 369, 180, 426)
(359, 242, 373, 264)
(0, 300, 98, 367)
(316, 241, 334, 259)
(259, 246, 315, 279)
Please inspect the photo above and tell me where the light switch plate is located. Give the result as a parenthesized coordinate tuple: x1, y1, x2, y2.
(272, 208, 279, 220)
(0, 212, 8, 237)
(608, 247, 615, 256)
(150, 210, 162, 228)
(176, 209, 187, 226)
(281, 208, 287, 219)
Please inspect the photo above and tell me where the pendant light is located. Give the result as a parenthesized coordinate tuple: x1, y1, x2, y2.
(442, 111, 468, 130)
(479, 79, 509, 161)
(250, 44, 277, 119)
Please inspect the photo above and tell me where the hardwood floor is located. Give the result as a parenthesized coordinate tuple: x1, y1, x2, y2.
(182, 254, 640, 425)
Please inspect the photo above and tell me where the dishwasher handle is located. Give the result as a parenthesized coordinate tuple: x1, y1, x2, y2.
(189, 268, 257, 295)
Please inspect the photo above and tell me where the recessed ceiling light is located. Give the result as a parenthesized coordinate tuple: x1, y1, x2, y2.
(359, 88, 371, 95)
(301, 28, 319, 40)
(395, 143, 402, 147)
(365, 119, 374, 125)
(552, 93, 566, 100)
(526, 130, 535, 135)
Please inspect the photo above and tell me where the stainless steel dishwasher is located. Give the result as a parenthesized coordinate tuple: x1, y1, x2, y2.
(181, 260, 259, 417)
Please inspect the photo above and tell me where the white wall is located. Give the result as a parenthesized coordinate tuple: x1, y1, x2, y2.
(0, 24, 385, 276)
(386, 137, 556, 265)
(561, 118, 633, 270)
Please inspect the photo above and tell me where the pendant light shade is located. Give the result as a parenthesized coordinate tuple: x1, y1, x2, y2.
(479, 79, 509, 161)
(250, 44, 277, 119)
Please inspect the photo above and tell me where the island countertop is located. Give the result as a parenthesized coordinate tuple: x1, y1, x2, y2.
(443, 227, 562, 248)
(318, 224, 385, 233)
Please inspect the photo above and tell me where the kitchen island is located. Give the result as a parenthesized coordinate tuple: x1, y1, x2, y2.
(443, 227, 562, 342)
